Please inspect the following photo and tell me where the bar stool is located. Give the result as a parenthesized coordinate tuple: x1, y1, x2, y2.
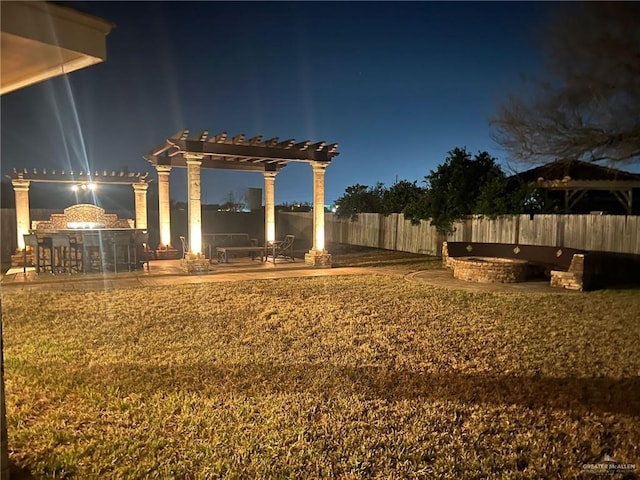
(23, 234, 53, 273)
(68, 235, 82, 272)
(113, 231, 133, 272)
(82, 233, 104, 273)
(51, 234, 81, 274)
(36, 234, 54, 273)
(51, 234, 71, 274)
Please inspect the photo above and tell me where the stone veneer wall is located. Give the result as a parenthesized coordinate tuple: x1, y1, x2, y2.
(304, 251, 332, 267)
(180, 257, 211, 273)
(34, 204, 133, 230)
(442, 241, 453, 269)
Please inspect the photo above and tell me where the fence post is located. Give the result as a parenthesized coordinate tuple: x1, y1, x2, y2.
(556, 215, 565, 247)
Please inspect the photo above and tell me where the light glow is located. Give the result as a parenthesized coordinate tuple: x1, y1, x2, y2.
(264, 172, 277, 243)
(160, 225, 171, 248)
(157, 166, 172, 248)
(316, 224, 325, 251)
(186, 156, 203, 255)
(12, 179, 30, 251)
(312, 163, 327, 252)
(190, 221, 202, 255)
(266, 219, 275, 244)
(71, 183, 96, 191)
(67, 221, 105, 229)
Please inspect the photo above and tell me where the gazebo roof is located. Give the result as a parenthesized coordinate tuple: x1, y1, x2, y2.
(145, 129, 339, 172)
(515, 160, 640, 189)
(513, 160, 640, 214)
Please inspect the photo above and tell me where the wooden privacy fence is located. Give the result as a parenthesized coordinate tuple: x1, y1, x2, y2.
(277, 212, 640, 256)
(4, 209, 638, 262)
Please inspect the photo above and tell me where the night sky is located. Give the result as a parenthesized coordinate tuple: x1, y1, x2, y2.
(1, 1, 555, 205)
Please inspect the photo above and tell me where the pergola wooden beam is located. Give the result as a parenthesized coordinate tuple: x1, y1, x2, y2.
(147, 130, 338, 166)
(536, 179, 640, 190)
(612, 190, 633, 214)
(537, 179, 639, 214)
(153, 155, 277, 172)
(564, 189, 588, 211)
(167, 139, 336, 163)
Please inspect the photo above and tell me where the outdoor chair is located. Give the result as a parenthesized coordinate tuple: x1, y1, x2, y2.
(135, 231, 151, 270)
(267, 234, 295, 263)
(180, 236, 189, 259)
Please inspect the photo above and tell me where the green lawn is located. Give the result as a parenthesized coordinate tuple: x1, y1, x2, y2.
(2, 264, 639, 478)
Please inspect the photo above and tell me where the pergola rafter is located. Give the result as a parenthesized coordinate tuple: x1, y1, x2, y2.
(146, 129, 338, 171)
(5, 168, 150, 185)
(145, 129, 339, 266)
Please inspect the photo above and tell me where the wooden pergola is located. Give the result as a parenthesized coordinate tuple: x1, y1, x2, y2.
(6, 168, 151, 251)
(145, 129, 339, 266)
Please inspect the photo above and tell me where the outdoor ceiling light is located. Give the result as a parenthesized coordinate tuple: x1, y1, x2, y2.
(71, 183, 96, 192)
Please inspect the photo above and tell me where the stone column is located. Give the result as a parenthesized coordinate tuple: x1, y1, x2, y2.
(12, 179, 31, 251)
(156, 165, 172, 248)
(186, 155, 204, 255)
(263, 171, 277, 244)
(132, 182, 149, 230)
(305, 162, 332, 267)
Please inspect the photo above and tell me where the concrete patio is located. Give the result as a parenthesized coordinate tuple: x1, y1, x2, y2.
(0, 255, 579, 295)
(0, 258, 376, 292)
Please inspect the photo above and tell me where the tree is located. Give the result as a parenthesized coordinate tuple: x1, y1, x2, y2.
(405, 148, 504, 233)
(382, 180, 425, 216)
(491, 2, 640, 165)
(334, 183, 385, 220)
(475, 176, 548, 217)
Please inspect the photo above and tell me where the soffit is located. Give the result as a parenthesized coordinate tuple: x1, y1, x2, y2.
(1, 1, 113, 95)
